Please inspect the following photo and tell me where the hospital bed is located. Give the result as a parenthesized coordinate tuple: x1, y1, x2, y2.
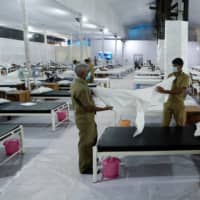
(0, 101, 68, 131)
(0, 124, 24, 166)
(93, 126, 200, 182)
(134, 69, 161, 76)
(31, 90, 71, 102)
(59, 82, 98, 90)
(95, 66, 134, 79)
(134, 78, 162, 88)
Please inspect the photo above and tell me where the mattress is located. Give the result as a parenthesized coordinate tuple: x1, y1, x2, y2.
(0, 102, 66, 114)
(0, 124, 20, 140)
(97, 126, 200, 152)
(31, 90, 71, 97)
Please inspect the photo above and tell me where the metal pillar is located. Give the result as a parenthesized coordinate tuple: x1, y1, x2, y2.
(121, 40, 125, 66)
(101, 29, 105, 65)
(114, 35, 118, 65)
(20, 0, 31, 90)
(79, 18, 83, 63)
(70, 34, 73, 64)
(44, 30, 49, 66)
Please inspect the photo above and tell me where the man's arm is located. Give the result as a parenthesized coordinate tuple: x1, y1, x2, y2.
(75, 88, 113, 112)
(82, 104, 113, 112)
(156, 86, 187, 95)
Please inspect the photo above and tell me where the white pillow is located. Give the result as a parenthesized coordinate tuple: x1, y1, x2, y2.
(31, 86, 53, 94)
(0, 98, 10, 104)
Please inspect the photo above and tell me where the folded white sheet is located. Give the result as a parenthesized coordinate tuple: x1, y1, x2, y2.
(0, 98, 10, 104)
(31, 87, 53, 94)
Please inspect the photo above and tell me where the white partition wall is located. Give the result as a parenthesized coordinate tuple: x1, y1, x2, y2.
(164, 20, 189, 76)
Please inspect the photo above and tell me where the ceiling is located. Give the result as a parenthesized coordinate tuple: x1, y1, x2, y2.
(0, 0, 200, 40)
(107, 0, 156, 27)
(0, 0, 105, 39)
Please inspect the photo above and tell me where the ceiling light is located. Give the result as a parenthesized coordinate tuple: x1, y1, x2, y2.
(28, 33, 33, 39)
(83, 23, 98, 29)
(82, 16, 88, 23)
(52, 8, 70, 16)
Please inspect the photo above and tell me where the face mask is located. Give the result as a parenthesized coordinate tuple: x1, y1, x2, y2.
(172, 67, 178, 73)
(85, 71, 91, 81)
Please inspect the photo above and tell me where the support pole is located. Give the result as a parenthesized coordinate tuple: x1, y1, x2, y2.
(20, 0, 31, 90)
(101, 29, 105, 65)
(121, 40, 125, 66)
(44, 30, 49, 66)
(79, 18, 83, 63)
(114, 35, 118, 65)
(70, 34, 73, 64)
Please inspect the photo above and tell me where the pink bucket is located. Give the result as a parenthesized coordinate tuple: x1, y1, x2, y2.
(3, 139, 20, 156)
(102, 157, 121, 179)
(57, 111, 68, 122)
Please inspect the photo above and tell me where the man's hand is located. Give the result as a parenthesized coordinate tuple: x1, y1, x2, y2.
(105, 106, 113, 111)
(156, 86, 165, 93)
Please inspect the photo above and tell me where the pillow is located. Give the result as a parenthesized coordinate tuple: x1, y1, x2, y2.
(0, 98, 10, 104)
(31, 86, 53, 94)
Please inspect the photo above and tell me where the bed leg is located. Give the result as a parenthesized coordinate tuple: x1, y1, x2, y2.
(19, 125, 24, 154)
(51, 110, 56, 131)
(93, 146, 98, 183)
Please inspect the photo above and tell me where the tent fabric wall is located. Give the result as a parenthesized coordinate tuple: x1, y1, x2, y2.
(55, 46, 91, 64)
(0, 38, 56, 65)
(90, 40, 122, 63)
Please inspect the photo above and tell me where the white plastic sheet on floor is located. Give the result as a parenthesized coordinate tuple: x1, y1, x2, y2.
(1, 120, 200, 200)
(93, 77, 175, 136)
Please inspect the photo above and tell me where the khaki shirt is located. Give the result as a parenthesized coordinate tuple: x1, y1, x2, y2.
(71, 78, 95, 120)
(167, 72, 189, 106)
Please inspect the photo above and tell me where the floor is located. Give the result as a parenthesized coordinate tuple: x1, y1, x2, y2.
(0, 73, 200, 200)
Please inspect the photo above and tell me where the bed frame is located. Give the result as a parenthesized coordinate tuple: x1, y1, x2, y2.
(0, 125, 24, 166)
(0, 102, 69, 131)
(93, 126, 200, 182)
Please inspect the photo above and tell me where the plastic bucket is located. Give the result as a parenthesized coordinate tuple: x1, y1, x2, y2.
(3, 139, 20, 156)
(102, 157, 121, 179)
(119, 120, 131, 127)
(57, 111, 68, 122)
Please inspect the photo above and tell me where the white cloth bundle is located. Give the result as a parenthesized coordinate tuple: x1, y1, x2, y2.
(93, 76, 175, 136)
(31, 86, 53, 94)
(0, 98, 10, 104)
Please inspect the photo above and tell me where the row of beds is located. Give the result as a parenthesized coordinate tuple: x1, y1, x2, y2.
(1, 80, 200, 183)
(0, 80, 97, 167)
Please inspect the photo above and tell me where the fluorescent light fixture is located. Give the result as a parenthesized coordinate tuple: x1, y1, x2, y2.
(83, 23, 98, 29)
(52, 8, 70, 16)
(28, 33, 33, 39)
(82, 16, 88, 22)
(104, 28, 109, 34)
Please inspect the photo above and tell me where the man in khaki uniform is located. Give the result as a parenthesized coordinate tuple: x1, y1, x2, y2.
(71, 64, 112, 174)
(156, 58, 189, 127)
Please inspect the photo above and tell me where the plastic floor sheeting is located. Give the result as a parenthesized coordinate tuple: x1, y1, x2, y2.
(0, 74, 200, 199)
(0, 111, 200, 200)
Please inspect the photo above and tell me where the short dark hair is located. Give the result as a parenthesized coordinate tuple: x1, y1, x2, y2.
(172, 58, 184, 67)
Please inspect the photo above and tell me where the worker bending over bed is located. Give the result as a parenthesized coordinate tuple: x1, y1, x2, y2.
(71, 64, 112, 174)
(156, 58, 189, 127)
